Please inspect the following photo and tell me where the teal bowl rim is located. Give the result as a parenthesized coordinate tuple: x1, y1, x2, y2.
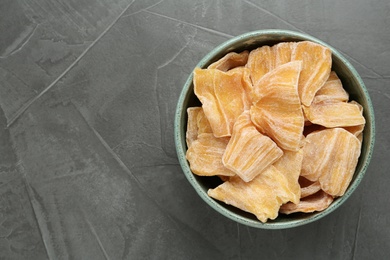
(174, 29, 375, 229)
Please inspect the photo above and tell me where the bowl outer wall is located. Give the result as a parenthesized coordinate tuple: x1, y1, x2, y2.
(174, 29, 375, 229)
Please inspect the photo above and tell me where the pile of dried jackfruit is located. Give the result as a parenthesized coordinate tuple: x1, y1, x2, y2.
(185, 41, 365, 223)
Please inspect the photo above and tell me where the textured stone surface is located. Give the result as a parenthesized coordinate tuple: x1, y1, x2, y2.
(0, 0, 389, 258)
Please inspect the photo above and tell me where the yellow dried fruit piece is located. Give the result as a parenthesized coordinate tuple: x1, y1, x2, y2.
(313, 71, 349, 103)
(208, 51, 249, 71)
(303, 111, 313, 126)
(343, 120, 365, 137)
(193, 67, 251, 137)
(273, 149, 303, 204)
(273, 42, 297, 67)
(222, 111, 283, 182)
(251, 60, 302, 102)
(301, 128, 361, 196)
(246, 42, 298, 87)
(343, 100, 365, 137)
(351, 100, 363, 111)
(196, 107, 213, 135)
(300, 181, 321, 199)
(246, 45, 275, 87)
(208, 165, 297, 223)
(186, 133, 235, 177)
(357, 133, 363, 143)
(279, 190, 334, 214)
(250, 61, 304, 151)
(241, 67, 255, 103)
(186, 107, 202, 147)
(302, 100, 366, 128)
(186, 107, 212, 147)
(291, 41, 332, 106)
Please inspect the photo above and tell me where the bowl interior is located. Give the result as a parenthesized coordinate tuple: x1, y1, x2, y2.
(175, 30, 375, 229)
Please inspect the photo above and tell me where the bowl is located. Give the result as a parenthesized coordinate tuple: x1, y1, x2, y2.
(174, 29, 375, 229)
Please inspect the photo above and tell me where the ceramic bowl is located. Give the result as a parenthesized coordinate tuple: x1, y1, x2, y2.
(174, 29, 375, 229)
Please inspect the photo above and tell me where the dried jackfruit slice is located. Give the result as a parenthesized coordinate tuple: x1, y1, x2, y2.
(300, 181, 322, 199)
(208, 51, 249, 71)
(250, 61, 305, 151)
(193, 67, 251, 137)
(246, 42, 298, 87)
(302, 100, 366, 128)
(273, 149, 303, 204)
(251, 60, 302, 102)
(186, 107, 213, 147)
(350, 100, 363, 111)
(273, 42, 296, 67)
(186, 133, 235, 177)
(196, 107, 213, 135)
(241, 67, 255, 104)
(208, 165, 296, 223)
(246, 45, 275, 87)
(303, 110, 313, 126)
(343, 120, 365, 137)
(291, 41, 332, 106)
(222, 111, 283, 182)
(301, 128, 361, 196)
(279, 190, 334, 214)
(313, 71, 349, 103)
(343, 100, 365, 137)
(319, 133, 362, 197)
(186, 107, 202, 147)
(301, 130, 334, 182)
(357, 133, 363, 143)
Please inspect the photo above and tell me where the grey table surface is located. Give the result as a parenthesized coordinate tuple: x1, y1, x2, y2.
(0, 0, 389, 259)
